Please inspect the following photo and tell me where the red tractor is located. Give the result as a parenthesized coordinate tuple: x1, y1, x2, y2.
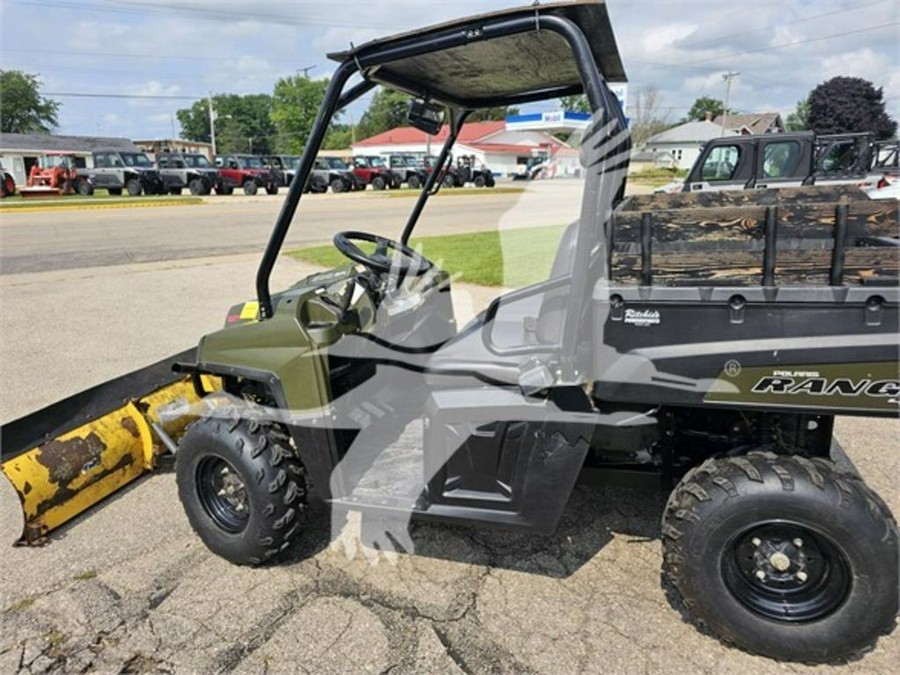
(26, 152, 94, 195)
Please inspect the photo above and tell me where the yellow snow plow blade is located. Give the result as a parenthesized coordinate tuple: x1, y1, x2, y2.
(0, 350, 220, 545)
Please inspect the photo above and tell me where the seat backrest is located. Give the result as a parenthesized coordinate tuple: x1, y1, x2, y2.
(534, 220, 579, 344)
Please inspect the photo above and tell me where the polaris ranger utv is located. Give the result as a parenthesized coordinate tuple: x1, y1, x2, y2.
(1, 0, 897, 664)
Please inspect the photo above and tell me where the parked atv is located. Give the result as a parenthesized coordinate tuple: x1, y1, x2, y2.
(385, 154, 427, 189)
(156, 152, 220, 195)
(0, 162, 15, 197)
(313, 157, 359, 193)
(82, 150, 164, 196)
(216, 154, 279, 195)
(352, 155, 401, 190)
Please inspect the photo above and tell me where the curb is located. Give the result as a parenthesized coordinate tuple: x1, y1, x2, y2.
(0, 199, 205, 214)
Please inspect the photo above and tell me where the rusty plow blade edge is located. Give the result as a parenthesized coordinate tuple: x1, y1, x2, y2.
(0, 349, 220, 545)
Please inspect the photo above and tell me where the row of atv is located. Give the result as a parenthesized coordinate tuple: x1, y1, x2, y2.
(268, 153, 497, 194)
(13, 150, 497, 200)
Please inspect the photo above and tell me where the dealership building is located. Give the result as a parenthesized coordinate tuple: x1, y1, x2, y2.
(351, 115, 591, 177)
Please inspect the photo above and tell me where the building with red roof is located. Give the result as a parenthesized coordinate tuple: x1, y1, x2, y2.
(351, 120, 573, 177)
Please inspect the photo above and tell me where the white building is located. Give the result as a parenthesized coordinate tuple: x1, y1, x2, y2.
(351, 121, 569, 177)
(643, 121, 738, 170)
(0, 133, 138, 186)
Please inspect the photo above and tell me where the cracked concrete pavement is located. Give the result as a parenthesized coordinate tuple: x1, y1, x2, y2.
(1, 192, 898, 673)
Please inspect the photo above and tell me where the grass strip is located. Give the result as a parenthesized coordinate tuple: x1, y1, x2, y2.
(288, 224, 565, 287)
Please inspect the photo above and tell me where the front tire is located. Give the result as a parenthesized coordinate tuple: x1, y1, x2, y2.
(372, 176, 386, 191)
(125, 178, 142, 196)
(189, 178, 208, 196)
(330, 178, 345, 194)
(176, 417, 307, 566)
(408, 174, 421, 190)
(662, 452, 898, 662)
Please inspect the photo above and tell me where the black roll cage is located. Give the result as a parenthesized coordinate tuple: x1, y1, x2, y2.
(256, 12, 630, 377)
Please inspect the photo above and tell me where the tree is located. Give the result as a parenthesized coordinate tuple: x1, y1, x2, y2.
(468, 106, 519, 122)
(785, 98, 810, 132)
(629, 86, 673, 147)
(681, 96, 731, 123)
(270, 75, 335, 154)
(356, 89, 411, 140)
(806, 76, 896, 140)
(0, 70, 60, 134)
(322, 125, 353, 150)
(559, 94, 590, 113)
(176, 93, 277, 154)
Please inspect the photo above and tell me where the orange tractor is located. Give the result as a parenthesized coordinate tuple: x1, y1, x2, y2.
(26, 152, 94, 196)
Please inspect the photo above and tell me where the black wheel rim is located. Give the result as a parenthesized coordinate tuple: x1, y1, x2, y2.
(196, 456, 250, 533)
(723, 521, 851, 623)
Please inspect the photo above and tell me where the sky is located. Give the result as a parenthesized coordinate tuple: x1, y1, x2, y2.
(0, 0, 897, 142)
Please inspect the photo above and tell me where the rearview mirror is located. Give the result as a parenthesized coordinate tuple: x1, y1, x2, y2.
(408, 100, 444, 136)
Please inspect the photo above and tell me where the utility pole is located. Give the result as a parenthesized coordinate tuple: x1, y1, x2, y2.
(208, 95, 217, 157)
(297, 65, 316, 78)
(721, 71, 739, 137)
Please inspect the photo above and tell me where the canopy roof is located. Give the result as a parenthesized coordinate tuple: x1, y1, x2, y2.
(328, 0, 626, 108)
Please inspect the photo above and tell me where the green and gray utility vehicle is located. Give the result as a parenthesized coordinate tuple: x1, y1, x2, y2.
(1, 1, 897, 665)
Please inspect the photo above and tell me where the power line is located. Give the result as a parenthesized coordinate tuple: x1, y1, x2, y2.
(44, 92, 205, 100)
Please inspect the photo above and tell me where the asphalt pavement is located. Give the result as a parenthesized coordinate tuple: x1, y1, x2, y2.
(0, 184, 897, 673)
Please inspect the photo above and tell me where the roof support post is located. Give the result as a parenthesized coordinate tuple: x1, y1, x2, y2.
(256, 62, 360, 319)
(400, 109, 471, 245)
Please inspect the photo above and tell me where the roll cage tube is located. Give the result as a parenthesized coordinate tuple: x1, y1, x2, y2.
(400, 109, 471, 246)
(255, 69, 373, 319)
(255, 13, 628, 321)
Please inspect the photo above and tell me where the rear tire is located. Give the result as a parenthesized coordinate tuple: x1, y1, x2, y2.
(216, 185, 234, 196)
(265, 183, 279, 195)
(125, 178, 142, 196)
(408, 174, 421, 190)
(169, 187, 183, 195)
(76, 179, 94, 196)
(176, 416, 307, 566)
(442, 174, 455, 188)
(662, 452, 898, 662)
(473, 176, 486, 188)
(372, 176, 386, 191)
(243, 180, 258, 196)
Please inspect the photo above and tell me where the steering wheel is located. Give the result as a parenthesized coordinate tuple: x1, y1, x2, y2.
(333, 231, 432, 275)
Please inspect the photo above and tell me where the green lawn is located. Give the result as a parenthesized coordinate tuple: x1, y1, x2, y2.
(287, 225, 566, 287)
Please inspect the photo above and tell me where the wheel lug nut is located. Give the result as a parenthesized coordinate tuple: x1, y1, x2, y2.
(755, 570, 767, 581)
(797, 571, 808, 582)
(751, 537, 762, 547)
(793, 538, 803, 547)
